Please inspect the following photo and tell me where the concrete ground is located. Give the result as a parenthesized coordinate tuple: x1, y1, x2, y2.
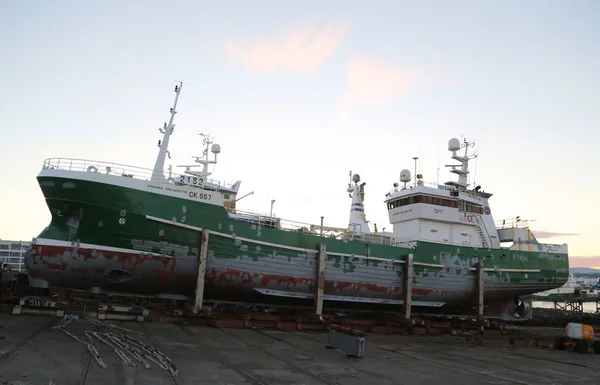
(1, 314, 599, 385)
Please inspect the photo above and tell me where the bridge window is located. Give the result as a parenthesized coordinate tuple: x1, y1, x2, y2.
(458, 200, 483, 214)
(387, 195, 483, 213)
(389, 195, 463, 210)
(388, 195, 483, 213)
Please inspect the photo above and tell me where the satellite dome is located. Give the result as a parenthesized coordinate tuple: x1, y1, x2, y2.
(448, 138, 461, 152)
(400, 169, 411, 183)
(211, 143, 221, 154)
(352, 174, 361, 184)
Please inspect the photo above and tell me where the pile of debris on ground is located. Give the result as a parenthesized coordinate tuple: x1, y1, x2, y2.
(527, 307, 600, 327)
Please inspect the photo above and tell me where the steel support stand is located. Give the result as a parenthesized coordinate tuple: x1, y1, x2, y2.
(193, 229, 209, 315)
(315, 243, 326, 316)
(403, 253, 413, 320)
(476, 261, 484, 323)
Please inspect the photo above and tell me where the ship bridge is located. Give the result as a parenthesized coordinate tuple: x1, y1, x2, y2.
(382, 137, 500, 249)
(384, 180, 500, 248)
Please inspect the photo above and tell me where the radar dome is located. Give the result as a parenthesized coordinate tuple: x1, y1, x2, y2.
(400, 169, 411, 183)
(352, 174, 361, 184)
(448, 138, 461, 152)
(211, 143, 221, 154)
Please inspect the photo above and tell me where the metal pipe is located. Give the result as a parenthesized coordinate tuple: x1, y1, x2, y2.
(320, 216, 324, 237)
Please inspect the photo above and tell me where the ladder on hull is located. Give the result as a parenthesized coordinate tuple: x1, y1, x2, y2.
(476, 224, 489, 248)
(475, 217, 489, 249)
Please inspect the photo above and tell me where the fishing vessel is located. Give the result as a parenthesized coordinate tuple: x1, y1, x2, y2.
(25, 83, 569, 321)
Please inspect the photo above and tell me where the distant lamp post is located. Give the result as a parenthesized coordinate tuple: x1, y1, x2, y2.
(413, 157, 418, 187)
(270, 199, 275, 220)
(320, 216, 324, 237)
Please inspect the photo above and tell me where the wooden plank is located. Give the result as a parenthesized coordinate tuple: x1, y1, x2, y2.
(193, 229, 210, 314)
(315, 243, 326, 316)
(403, 253, 414, 319)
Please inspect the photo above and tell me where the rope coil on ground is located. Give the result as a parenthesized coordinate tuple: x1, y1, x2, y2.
(53, 318, 178, 376)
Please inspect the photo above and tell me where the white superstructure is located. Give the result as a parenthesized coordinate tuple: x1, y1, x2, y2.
(342, 136, 567, 255)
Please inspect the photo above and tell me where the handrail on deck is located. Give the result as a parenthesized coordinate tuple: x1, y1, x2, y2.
(227, 207, 331, 233)
(495, 217, 533, 229)
(41, 157, 236, 190)
(386, 181, 448, 196)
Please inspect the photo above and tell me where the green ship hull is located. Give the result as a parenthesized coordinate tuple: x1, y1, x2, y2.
(25, 168, 569, 319)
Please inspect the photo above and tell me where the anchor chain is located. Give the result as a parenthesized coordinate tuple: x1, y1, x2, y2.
(53, 319, 108, 369)
(52, 318, 178, 377)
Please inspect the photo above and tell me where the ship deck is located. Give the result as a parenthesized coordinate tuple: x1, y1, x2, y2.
(2, 315, 600, 384)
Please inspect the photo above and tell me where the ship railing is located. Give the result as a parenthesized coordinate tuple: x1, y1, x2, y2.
(387, 181, 436, 194)
(542, 242, 569, 249)
(343, 232, 391, 246)
(41, 158, 238, 190)
(226, 208, 275, 221)
(344, 232, 414, 248)
(495, 217, 533, 229)
(226, 208, 317, 232)
(227, 208, 418, 247)
(386, 180, 468, 196)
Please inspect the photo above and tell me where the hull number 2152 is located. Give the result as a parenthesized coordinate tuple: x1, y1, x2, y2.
(179, 175, 204, 187)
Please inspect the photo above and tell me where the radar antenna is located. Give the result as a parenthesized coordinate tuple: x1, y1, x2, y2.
(399, 169, 411, 190)
(176, 133, 222, 182)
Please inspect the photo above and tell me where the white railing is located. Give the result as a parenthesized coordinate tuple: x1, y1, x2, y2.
(343, 232, 417, 248)
(227, 208, 321, 233)
(227, 208, 419, 247)
(42, 158, 237, 191)
(386, 180, 464, 196)
(495, 217, 532, 229)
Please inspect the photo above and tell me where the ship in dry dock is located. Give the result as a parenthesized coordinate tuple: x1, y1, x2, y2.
(25, 83, 569, 321)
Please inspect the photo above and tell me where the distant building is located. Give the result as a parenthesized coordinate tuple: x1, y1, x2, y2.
(0, 239, 31, 272)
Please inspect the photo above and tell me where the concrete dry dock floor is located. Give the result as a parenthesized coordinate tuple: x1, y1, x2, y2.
(1, 315, 600, 385)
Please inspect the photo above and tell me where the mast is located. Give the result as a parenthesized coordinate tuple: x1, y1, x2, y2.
(175, 133, 221, 183)
(347, 172, 370, 234)
(151, 82, 182, 182)
(192, 133, 218, 177)
(444, 137, 477, 191)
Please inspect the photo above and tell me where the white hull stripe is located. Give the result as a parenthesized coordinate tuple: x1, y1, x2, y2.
(477, 267, 541, 273)
(33, 238, 169, 258)
(146, 215, 204, 232)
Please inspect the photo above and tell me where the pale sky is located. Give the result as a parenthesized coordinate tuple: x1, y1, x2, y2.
(1, 1, 599, 265)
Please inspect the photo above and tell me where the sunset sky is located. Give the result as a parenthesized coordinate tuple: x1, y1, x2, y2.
(1, 0, 598, 266)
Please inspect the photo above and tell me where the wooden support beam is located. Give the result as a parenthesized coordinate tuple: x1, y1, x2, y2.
(193, 229, 209, 315)
(403, 253, 414, 320)
(476, 261, 484, 323)
(315, 243, 326, 316)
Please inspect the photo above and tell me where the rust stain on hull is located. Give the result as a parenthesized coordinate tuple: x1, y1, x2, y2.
(25, 244, 552, 308)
